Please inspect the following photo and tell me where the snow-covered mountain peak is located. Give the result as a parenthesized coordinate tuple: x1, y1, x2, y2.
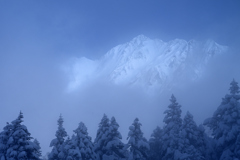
(66, 35, 228, 92)
(203, 39, 228, 55)
(130, 34, 150, 45)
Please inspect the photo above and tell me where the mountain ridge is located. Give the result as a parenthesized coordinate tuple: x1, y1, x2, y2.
(66, 35, 228, 91)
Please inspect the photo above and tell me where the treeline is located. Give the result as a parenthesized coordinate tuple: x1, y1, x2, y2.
(0, 80, 240, 160)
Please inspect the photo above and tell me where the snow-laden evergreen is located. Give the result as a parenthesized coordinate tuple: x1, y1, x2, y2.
(0, 112, 41, 160)
(127, 118, 149, 160)
(102, 117, 128, 160)
(180, 111, 206, 159)
(149, 126, 163, 160)
(161, 94, 182, 160)
(94, 114, 111, 160)
(48, 115, 68, 160)
(229, 79, 240, 95)
(33, 139, 42, 158)
(72, 122, 96, 160)
(0, 123, 13, 160)
(204, 79, 240, 159)
(2, 80, 240, 160)
(61, 135, 82, 160)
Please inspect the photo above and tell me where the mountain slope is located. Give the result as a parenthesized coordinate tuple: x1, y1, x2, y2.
(66, 35, 228, 91)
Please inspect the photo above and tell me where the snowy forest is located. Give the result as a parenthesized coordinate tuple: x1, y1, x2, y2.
(0, 79, 240, 160)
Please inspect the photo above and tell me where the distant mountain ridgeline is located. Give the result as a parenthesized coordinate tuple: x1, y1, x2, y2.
(66, 35, 228, 92)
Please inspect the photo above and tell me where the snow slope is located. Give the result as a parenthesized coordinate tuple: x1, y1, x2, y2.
(66, 35, 228, 91)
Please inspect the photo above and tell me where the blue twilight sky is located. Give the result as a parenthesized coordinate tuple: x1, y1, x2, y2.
(1, 0, 240, 59)
(0, 0, 240, 155)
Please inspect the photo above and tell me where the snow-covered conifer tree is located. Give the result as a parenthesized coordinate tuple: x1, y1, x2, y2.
(33, 139, 42, 158)
(102, 117, 128, 160)
(229, 79, 240, 95)
(61, 135, 82, 160)
(161, 94, 182, 160)
(127, 118, 149, 160)
(204, 79, 240, 159)
(94, 114, 110, 160)
(0, 112, 41, 160)
(72, 122, 96, 160)
(0, 122, 13, 160)
(149, 126, 163, 160)
(180, 111, 206, 160)
(48, 114, 68, 160)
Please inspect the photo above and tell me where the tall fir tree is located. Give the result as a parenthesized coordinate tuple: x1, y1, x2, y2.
(33, 139, 42, 159)
(204, 79, 240, 159)
(61, 135, 82, 160)
(0, 122, 13, 160)
(48, 114, 68, 160)
(72, 122, 97, 160)
(229, 79, 239, 95)
(127, 118, 149, 160)
(0, 112, 41, 160)
(149, 126, 163, 160)
(180, 111, 206, 160)
(102, 117, 128, 160)
(162, 94, 182, 160)
(94, 114, 110, 160)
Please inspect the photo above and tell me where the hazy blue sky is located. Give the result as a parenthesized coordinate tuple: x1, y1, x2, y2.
(0, 0, 240, 155)
(1, 1, 240, 58)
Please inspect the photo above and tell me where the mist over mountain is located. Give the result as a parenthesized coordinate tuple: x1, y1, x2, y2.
(66, 35, 228, 92)
(1, 1, 240, 157)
